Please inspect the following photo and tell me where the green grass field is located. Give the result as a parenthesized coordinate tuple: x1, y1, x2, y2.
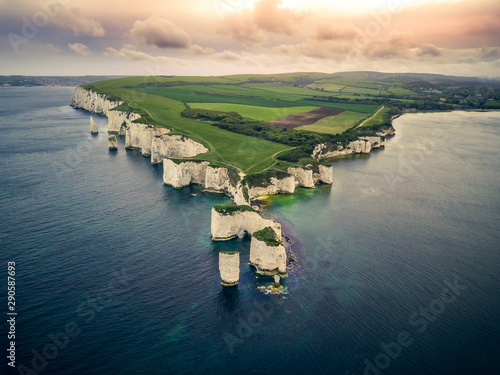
(85, 77, 291, 172)
(296, 111, 368, 134)
(80, 71, 498, 173)
(188, 103, 318, 121)
(80, 73, 418, 173)
(360, 106, 389, 127)
(388, 87, 416, 96)
(340, 86, 380, 95)
(307, 83, 345, 92)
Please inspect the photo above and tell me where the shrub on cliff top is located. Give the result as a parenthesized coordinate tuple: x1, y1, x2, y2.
(252, 227, 281, 247)
(214, 205, 256, 215)
(242, 169, 291, 189)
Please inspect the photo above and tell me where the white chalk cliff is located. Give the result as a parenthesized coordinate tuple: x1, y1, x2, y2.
(287, 167, 315, 188)
(219, 252, 240, 285)
(107, 111, 141, 135)
(211, 207, 282, 241)
(249, 235, 287, 274)
(90, 116, 99, 134)
(163, 160, 248, 205)
(72, 86, 122, 115)
(163, 159, 210, 189)
(72, 87, 209, 163)
(163, 159, 333, 204)
(125, 123, 170, 157)
(108, 135, 118, 151)
(312, 136, 390, 160)
(247, 175, 296, 199)
(151, 135, 208, 164)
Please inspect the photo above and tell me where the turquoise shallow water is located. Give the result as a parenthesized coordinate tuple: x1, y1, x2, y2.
(1, 87, 499, 374)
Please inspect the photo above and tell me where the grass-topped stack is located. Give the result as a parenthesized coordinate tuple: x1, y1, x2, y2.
(250, 227, 287, 274)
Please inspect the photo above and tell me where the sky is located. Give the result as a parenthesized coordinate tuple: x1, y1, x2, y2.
(0, 0, 499, 77)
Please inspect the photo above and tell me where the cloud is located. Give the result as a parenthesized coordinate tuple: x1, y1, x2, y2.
(130, 16, 191, 49)
(218, 15, 268, 45)
(363, 32, 416, 59)
(52, 6, 105, 37)
(44, 43, 60, 53)
(215, 50, 241, 61)
(481, 47, 500, 61)
(315, 23, 361, 41)
(218, 0, 306, 44)
(417, 43, 442, 57)
(68, 43, 91, 56)
(253, 0, 305, 35)
(190, 44, 216, 55)
(104, 44, 187, 65)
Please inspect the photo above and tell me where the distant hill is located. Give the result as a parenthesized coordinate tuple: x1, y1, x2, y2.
(0, 75, 126, 87)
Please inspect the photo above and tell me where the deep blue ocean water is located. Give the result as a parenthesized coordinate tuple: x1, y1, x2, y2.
(1, 87, 499, 375)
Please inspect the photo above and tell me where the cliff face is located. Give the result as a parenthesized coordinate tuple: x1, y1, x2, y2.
(350, 139, 372, 154)
(377, 125, 396, 137)
(163, 159, 210, 189)
(360, 136, 385, 148)
(90, 117, 99, 134)
(125, 123, 170, 157)
(71, 86, 122, 115)
(287, 167, 315, 188)
(219, 252, 240, 286)
(211, 208, 282, 241)
(249, 237, 287, 274)
(107, 110, 141, 135)
(312, 137, 389, 160)
(315, 165, 333, 184)
(162, 159, 249, 205)
(107, 135, 118, 151)
(163, 159, 334, 204)
(151, 135, 208, 164)
(72, 87, 209, 163)
(247, 175, 295, 200)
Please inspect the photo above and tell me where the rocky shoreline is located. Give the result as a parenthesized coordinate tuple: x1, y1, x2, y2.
(71, 86, 395, 288)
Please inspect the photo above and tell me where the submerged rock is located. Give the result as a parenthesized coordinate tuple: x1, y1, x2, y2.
(108, 134, 118, 151)
(219, 252, 240, 286)
(90, 116, 99, 134)
(274, 275, 280, 285)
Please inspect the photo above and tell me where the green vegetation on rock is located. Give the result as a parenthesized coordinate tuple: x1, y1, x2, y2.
(243, 169, 291, 189)
(213, 205, 256, 215)
(252, 227, 281, 247)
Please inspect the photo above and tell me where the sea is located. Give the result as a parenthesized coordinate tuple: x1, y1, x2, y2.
(1, 87, 499, 375)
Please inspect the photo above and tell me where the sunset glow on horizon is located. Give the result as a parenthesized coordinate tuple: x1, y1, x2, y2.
(0, 0, 498, 76)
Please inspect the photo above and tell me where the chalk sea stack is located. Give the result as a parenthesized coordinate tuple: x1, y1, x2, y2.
(90, 116, 99, 134)
(250, 227, 287, 275)
(108, 135, 118, 151)
(219, 252, 240, 286)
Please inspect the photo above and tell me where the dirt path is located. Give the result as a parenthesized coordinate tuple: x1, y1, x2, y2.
(357, 105, 385, 128)
(245, 147, 296, 174)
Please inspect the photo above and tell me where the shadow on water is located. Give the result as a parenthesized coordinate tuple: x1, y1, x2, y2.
(217, 285, 240, 314)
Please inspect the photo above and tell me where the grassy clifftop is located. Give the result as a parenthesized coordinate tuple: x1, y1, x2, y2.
(81, 72, 499, 173)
